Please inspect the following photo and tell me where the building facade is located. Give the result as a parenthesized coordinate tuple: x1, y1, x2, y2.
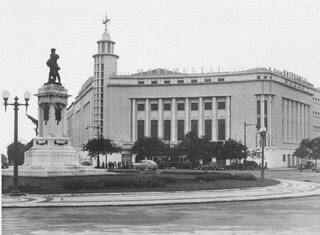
(67, 17, 320, 168)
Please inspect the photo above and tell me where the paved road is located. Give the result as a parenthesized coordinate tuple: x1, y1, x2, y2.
(3, 196, 320, 234)
(2, 169, 320, 234)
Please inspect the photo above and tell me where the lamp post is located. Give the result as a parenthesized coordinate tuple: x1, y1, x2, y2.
(2, 90, 31, 196)
(259, 127, 267, 179)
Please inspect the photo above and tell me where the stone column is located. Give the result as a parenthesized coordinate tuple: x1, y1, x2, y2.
(288, 100, 292, 142)
(185, 98, 190, 134)
(297, 102, 301, 143)
(171, 98, 177, 141)
(212, 97, 217, 141)
(62, 105, 68, 137)
(158, 99, 163, 139)
(260, 95, 265, 130)
(292, 101, 296, 143)
(38, 104, 43, 137)
(49, 104, 55, 136)
(301, 104, 305, 139)
(145, 99, 150, 137)
(199, 97, 203, 137)
(226, 96, 231, 139)
(306, 105, 309, 138)
(132, 99, 136, 141)
(283, 99, 287, 142)
(268, 96, 272, 146)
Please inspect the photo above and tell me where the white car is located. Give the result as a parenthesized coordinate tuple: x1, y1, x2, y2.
(133, 160, 158, 171)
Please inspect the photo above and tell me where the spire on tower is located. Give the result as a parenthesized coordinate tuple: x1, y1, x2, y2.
(102, 14, 110, 31)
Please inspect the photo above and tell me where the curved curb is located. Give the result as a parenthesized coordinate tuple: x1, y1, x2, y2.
(2, 179, 320, 208)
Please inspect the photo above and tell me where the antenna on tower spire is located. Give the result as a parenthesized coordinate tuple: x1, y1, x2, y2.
(102, 14, 110, 31)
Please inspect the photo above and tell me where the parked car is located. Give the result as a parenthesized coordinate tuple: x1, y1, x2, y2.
(302, 161, 315, 169)
(312, 163, 320, 172)
(81, 161, 91, 166)
(133, 160, 158, 171)
(197, 162, 223, 170)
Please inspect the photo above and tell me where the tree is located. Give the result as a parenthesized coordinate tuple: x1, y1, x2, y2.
(7, 141, 25, 165)
(82, 138, 120, 168)
(177, 132, 207, 168)
(131, 137, 165, 162)
(222, 139, 247, 166)
(293, 139, 310, 172)
(309, 137, 320, 165)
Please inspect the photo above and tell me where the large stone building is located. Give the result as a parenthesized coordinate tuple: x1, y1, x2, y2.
(67, 17, 320, 168)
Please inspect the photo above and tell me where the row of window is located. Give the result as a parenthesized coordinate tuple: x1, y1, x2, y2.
(313, 126, 320, 132)
(94, 64, 105, 72)
(313, 97, 320, 104)
(313, 111, 320, 118)
(257, 75, 272, 80)
(95, 72, 104, 79)
(137, 77, 225, 85)
(136, 119, 226, 141)
(257, 74, 306, 91)
(137, 101, 226, 111)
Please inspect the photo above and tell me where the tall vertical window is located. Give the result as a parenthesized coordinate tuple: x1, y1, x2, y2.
(101, 64, 104, 72)
(101, 43, 105, 53)
(164, 120, 171, 141)
(191, 120, 198, 136)
(177, 103, 185, 111)
(137, 104, 145, 111)
(264, 100, 268, 115)
(151, 120, 158, 138)
(218, 101, 225, 110)
(204, 102, 212, 110)
(218, 119, 225, 140)
(151, 103, 158, 111)
(257, 100, 261, 115)
(191, 103, 198, 111)
(137, 120, 145, 139)
(164, 103, 171, 111)
(257, 100, 261, 130)
(177, 120, 185, 140)
(205, 120, 212, 140)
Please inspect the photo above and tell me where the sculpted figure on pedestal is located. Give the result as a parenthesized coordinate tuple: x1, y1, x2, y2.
(46, 48, 61, 84)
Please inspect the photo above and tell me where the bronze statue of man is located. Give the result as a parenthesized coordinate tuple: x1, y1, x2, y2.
(46, 48, 61, 84)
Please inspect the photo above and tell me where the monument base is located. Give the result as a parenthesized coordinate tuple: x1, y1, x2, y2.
(3, 136, 112, 176)
(24, 136, 80, 168)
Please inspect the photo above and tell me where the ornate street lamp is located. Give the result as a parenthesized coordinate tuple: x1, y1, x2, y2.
(2, 90, 31, 196)
(259, 127, 267, 179)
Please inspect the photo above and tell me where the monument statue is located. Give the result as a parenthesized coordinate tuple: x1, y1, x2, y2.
(46, 48, 61, 84)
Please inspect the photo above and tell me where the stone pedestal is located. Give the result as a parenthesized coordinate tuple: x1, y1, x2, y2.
(2, 83, 108, 176)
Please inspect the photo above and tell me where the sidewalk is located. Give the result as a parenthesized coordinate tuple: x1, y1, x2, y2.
(2, 179, 320, 208)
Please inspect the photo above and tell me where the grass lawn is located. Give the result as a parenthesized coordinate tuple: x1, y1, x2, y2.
(5, 170, 279, 194)
(55, 178, 279, 195)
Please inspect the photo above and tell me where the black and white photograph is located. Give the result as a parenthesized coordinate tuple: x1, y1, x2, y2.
(1, 0, 320, 234)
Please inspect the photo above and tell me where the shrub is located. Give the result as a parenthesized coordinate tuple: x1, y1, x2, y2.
(232, 173, 256, 181)
(158, 162, 193, 169)
(161, 170, 208, 175)
(195, 172, 233, 181)
(61, 175, 169, 190)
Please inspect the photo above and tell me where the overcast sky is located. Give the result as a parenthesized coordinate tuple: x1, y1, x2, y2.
(1, 0, 320, 154)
